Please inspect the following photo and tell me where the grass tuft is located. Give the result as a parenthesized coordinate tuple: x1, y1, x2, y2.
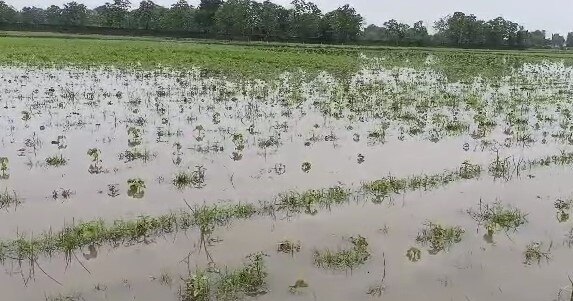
(313, 235, 370, 270)
(416, 222, 464, 254)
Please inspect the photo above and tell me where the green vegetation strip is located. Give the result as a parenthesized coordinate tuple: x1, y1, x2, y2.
(1, 37, 573, 80)
(1, 151, 572, 262)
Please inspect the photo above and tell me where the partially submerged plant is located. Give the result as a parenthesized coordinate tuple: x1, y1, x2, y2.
(468, 201, 527, 236)
(0, 157, 8, 179)
(416, 222, 464, 254)
(45, 154, 67, 167)
(0, 189, 21, 210)
(127, 178, 146, 199)
(173, 166, 207, 189)
(289, 279, 309, 295)
(406, 247, 422, 262)
(127, 126, 142, 146)
(523, 241, 552, 265)
(314, 235, 370, 271)
(555, 199, 572, 223)
(277, 240, 301, 255)
(87, 148, 103, 174)
(182, 253, 268, 301)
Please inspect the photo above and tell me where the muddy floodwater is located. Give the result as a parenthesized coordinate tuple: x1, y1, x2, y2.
(1, 61, 573, 301)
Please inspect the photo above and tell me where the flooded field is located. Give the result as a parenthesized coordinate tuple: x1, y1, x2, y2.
(2, 43, 573, 301)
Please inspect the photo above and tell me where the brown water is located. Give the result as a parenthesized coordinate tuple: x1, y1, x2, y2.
(1, 64, 573, 300)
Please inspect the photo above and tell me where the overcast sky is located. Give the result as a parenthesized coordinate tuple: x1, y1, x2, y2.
(7, 0, 573, 35)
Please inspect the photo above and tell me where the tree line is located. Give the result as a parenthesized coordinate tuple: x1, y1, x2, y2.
(0, 0, 570, 48)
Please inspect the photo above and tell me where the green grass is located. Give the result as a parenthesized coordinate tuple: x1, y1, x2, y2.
(0, 150, 571, 263)
(45, 155, 67, 167)
(313, 235, 370, 270)
(468, 201, 528, 235)
(1, 36, 573, 80)
(523, 242, 551, 265)
(0, 189, 21, 210)
(182, 253, 268, 301)
(416, 222, 464, 254)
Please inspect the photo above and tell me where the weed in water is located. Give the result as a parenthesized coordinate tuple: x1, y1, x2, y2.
(314, 235, 370, 271)
(0, 157, 8, 179)
(406, 247, 422, 262)
(45, 155, 67, 167)
(127, 178, 146, 199)
(0, 189, 21, 210)
(468, 201, 527, 236)
(289, 279, 309, 294)
(416, 222, 464, 254)
(523, 241, 552, 265)
(273, 186, 349, 216)
(182, 253, 268, 301)
(44, 293, 83, 301)
(277, 240, 301, 255)
(173, 166, 207, 189)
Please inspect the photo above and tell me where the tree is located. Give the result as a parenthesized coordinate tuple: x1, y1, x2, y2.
(528, 30, 549, 48)
(289, 0, 322, 40)
(258, 1, 289, 39)
(567, 32, 573, 48)
(100, 0, 131, 27)
(133, 0, 167, 30)
(163, 0, 197, 31)
(20, 7, 47, 24)
(214, 0, 252, 35)
(46, 5, 62, 25)
(0, 1, 17, 23)
(406, 21, 429, 45)
(61, 2, 88, 26)
(383, 19, 410, 44)
(322, 4, 363, 42)
(196, 0, 223, 31)
(552, 33, 565, 48)
(434, 12, 485, 47)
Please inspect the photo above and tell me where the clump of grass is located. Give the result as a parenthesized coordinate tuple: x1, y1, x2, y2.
(416, 222, 464, 254)
(0, 189, 21, 210)
(192, 203, 257, 235)
(173, 166, 207, 189)
(523, 242, 551, 265)
(45, 293, 83, 301)
(468, 201, 527, 236)
(45, 155, 67, 167)
(406, 247, 422, 262)
(277, 240, 301, 255)
(273, 186, 349, 215)
(119, 148, 153, 162)
(314, 235, 370, 270)
(182, 253, 268, 301)
(363, 161, 482, 199)
(459, 161, 482, 179)
(488, 154, 512, 179)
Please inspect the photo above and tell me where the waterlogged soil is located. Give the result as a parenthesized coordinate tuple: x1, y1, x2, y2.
(1, 62, 573, 300)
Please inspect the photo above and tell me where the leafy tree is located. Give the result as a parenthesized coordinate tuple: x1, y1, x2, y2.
(20, 7, 47, 24)
(322, 4, 363, 42)
(100, 0, 131, 27)
(163, 0, 197, 31)
(567, 32, 573, 48)
(46, 5, 62, 25)
(258, 0, 289, 39)
(528, 30, 549, 48)
(552, 33, 565, 48)
(196, 0, 223, 31)
(214, 0, 253, 35)
(406, 21, 429, 45)
(383, 19, 410, 44)
(289, 0, 322, 39)
(0, 1, 17, 23)
(61, 2, 88, 26)
(133, 0, 160, 29)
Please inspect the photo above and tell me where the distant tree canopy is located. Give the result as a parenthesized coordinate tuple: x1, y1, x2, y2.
(0, 0, 567, 48)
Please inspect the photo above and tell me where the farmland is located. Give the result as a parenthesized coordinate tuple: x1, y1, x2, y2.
(1, 36, 573, 300)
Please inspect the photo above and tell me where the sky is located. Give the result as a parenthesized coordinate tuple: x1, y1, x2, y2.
(7, 0, 573, 35)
